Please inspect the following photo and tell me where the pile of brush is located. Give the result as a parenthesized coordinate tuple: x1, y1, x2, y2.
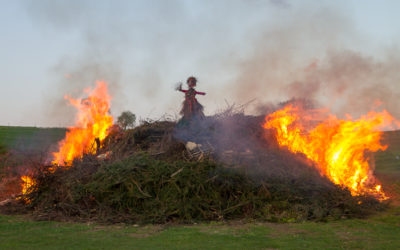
(18, 113, 386, 224)
(26, 154, 384, 224)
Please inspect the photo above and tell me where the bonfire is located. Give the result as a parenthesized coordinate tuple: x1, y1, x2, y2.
(1, 82, 398, 224)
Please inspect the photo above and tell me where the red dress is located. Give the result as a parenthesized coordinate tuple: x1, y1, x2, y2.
(179, 87, 206, 121)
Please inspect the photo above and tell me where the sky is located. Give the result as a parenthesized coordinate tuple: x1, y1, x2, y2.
(1, 0, 400, 127)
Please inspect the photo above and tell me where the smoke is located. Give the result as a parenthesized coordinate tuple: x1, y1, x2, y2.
(21, 0, 400, 126)
(227, 3, 400, 120)
(269, 0, 291, 8)
(23, 0, 209, 126)
(24, 0, 135, 126)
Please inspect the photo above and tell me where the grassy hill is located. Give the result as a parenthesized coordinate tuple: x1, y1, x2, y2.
(0, 126, 66, 153)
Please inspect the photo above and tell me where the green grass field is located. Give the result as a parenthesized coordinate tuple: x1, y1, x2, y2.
(0, 127, 400, 249)
(0, 126, 65, 153)
(1, 208, 399, 249)
(375, 130, 400, 178)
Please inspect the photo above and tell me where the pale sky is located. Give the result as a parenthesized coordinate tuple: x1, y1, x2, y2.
(1, 0, 400, 127)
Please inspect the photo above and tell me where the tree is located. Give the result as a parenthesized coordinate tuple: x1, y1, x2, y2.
(117, 111, 136, 130)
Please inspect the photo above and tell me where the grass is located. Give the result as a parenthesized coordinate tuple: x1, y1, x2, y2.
(375, 130, 400, 177)
(1, 209, 400, 249)
(0, 127, 400, 249)
(0, 126, 65, 152)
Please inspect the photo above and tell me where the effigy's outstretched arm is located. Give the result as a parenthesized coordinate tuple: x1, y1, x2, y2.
(195, 91, 206, 95)
(175, 83, 188, 93)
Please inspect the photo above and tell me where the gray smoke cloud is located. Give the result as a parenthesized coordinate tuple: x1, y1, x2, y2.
(227, 3, 400, 120)
(22, 0, 400, 127)
(23, 0, 226, 125)
(24, 0, 128, 125)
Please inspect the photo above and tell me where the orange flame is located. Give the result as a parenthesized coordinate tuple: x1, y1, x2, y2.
(263, 105, 395, 200)
(52, 81, 113, 167)
(20, 176, 36, 203)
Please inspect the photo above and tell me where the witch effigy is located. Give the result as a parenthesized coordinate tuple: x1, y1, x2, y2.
(176, 76, 206, 123)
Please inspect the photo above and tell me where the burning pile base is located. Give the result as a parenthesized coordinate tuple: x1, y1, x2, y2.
(8, 113, 387, 224)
